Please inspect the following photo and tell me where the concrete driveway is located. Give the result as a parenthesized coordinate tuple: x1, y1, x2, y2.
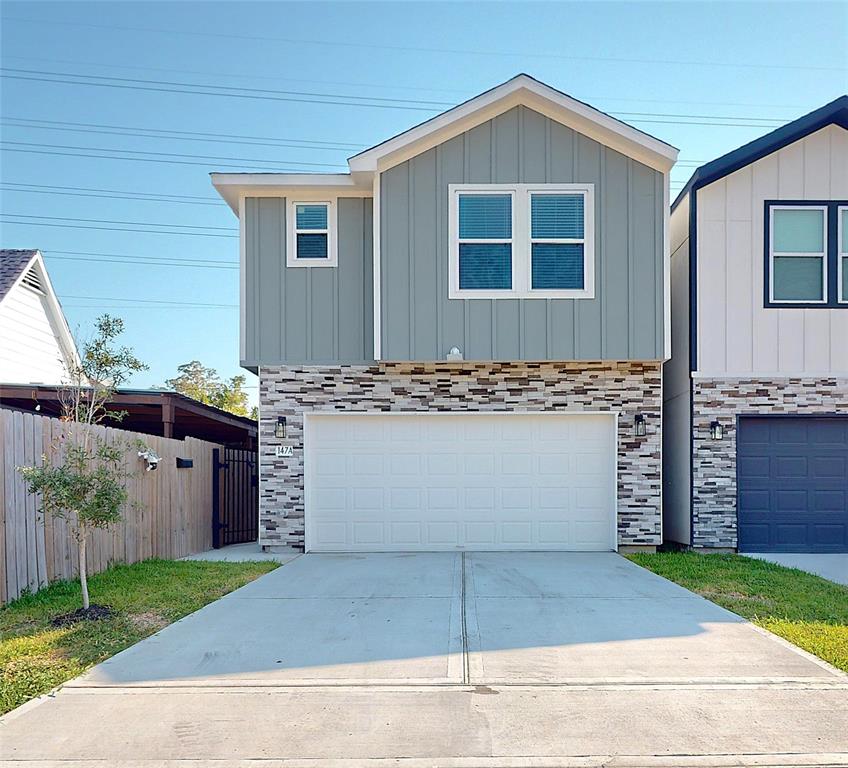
(2, 552, 847, 766)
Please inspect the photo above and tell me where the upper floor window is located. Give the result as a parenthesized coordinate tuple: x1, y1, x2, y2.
(765, 201, 847, 307)
(840, 206, 847, 303)
(287, 200, 337, 267)
(449, 183, 594, 299)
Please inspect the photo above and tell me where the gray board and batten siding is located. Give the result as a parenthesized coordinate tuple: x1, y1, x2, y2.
(242, 105, 665, 367)
(243, 197, 373, 368)
(380, 105, 666, 362)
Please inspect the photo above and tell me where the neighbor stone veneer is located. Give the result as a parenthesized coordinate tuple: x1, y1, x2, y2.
(259, 361, 662, 550)
(692, 376, 848, 549)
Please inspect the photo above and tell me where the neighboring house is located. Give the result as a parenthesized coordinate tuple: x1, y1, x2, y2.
(213, 74, 678, 553)
(665, 96, 848, 554)
(0, 249, 79, 385)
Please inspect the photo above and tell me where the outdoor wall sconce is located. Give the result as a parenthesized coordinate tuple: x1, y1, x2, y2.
(275, 416, 287, 439)
(176, 457, 193, 469)
(446, 346, 463, 361)
(634, 413, 647, 437)
(138, 448, 160, 472)
(710, 420, 724, 440)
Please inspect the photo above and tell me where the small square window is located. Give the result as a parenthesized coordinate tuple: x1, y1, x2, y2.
(287, 201, 337, 267)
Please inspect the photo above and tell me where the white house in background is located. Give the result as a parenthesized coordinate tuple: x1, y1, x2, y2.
(0, 249, 79, 385)
(665, 96, 848, 554)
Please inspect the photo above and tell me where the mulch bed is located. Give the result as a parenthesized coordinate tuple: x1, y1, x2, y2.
(50, 604, 114, 627)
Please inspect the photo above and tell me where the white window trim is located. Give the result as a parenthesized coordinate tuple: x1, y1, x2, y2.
(286, 198, 337, 267)
(839, 205, 847, 304)
(448, 183, 594, 300)
(768, 204, 828, 305)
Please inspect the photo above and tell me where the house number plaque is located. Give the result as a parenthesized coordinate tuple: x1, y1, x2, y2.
(275, 445, 293, 458)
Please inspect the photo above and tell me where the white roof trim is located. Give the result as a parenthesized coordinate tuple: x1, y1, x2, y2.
(349, 74, 678, 174)
(2, 251, 81, 373)
(212, 173, 371, 213)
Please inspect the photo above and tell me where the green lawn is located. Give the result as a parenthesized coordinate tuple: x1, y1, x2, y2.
(628, 552, 848, 673)
(0, 559, 278, 715)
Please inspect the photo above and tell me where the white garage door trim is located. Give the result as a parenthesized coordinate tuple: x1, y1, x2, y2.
(303, 411, 619, 553)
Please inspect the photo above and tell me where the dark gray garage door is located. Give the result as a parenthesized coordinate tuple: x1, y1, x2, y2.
(737, 416, 848, 553)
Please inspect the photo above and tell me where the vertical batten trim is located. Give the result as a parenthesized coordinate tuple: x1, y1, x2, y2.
(238, 195, 247, 362)
(600, 148, 607, 358)
(278, 198, 286, 360)
(408, 161, 415, 358)
(435, 145, 444, 357)
(662, 170, 671, 360)
(372, 173, 382, 360)
(627, 159, 635, 357)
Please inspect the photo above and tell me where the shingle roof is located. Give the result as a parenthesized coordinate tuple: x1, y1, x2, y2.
(0, 249, 39, 302)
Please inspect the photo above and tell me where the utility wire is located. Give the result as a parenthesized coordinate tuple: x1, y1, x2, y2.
(47, 254, 238, 270)
(5, 16, 843, 72)
(61, 293, 238, 307)
(0, 69, 798, 127)
(1, 219, 238, 238)
(2, 212, 235, 231)
(0, 184, 226, 206)
(2, 116, 361, 151)
(0, 140, 347, 169)
(45, 249, 235, 264)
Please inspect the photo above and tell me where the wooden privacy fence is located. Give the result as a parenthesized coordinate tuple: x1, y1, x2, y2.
(0, 408, 219, 604)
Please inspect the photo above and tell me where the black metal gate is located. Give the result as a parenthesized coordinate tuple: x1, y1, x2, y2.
(212, 448, 259, 548)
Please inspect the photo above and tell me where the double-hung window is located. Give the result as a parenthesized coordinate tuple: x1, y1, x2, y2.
(449, 183, 594, 299)
(765, 201, 847, 307)
(287, 200, 337, 267)
(840, 206, 848, 303)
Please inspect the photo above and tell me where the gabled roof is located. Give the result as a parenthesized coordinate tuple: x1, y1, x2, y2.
(0, 249, 39, 302)
(348, 74, 678, 174)
(0, 248, 80, 371)
(213, 74, 679, 212)
(672, 95, 848, 211)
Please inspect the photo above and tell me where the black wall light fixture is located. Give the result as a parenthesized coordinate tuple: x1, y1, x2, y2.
(275, 416, 287, 439)
(635, 413, 647, 437)
(710, 420, 724, 440)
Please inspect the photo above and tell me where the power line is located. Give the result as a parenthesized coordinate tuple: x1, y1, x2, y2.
(62, 293, 238, 308)
(0, 67, 451, 108)
(0, 68, 796, 128)
(1, 219, 237, 238)
(44, 249, 238, 266)
(0, 184, 226, 207)
(0, 72, 441, 113)
(5, 16, 844, 72)
(1, 182, 220, 201)
(1, 54, 812, 111)
(46, 254, 238, 270)
(0, 146, 325, 172)
(3, 212, 235, 231)
(0, 140, 347, 169)
(2, 116, 362, 151)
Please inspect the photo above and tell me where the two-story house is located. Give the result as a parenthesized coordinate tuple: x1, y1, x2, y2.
(213, 74, 678, 553)
(665, 96, 848, 554)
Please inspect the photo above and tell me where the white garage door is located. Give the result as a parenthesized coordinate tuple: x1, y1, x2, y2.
(304, 412, 617, 552)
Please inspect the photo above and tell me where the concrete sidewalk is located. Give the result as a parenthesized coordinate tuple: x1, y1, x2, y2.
(744, 552, 848, 586)
(2, 552, 846, 766)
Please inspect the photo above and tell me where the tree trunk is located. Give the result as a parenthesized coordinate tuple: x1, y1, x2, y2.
(78, 535, 90, 610)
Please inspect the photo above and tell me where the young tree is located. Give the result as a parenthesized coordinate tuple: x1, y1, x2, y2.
(165, 360, 254, 419)
(18, 315, 147, 611)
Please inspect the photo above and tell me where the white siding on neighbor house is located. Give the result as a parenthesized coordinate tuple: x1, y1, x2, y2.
(0, 284, 71, 384)
(695, 124, 848, 376)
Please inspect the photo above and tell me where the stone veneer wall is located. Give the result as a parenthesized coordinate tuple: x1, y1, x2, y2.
(692, 376, 848, 549)
(259, 361, 662, 550)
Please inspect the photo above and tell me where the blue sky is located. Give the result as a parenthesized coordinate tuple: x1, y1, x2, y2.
(1, 1, 846, 406)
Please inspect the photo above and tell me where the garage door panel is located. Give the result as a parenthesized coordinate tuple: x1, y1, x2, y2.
(738, 416, 848, 553)
(305, 413, 616, 552)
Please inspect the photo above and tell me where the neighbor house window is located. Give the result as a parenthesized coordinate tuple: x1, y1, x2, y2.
(287, 200, 337, 267)
(765, 201, 847, 307)
(449, 183, 594, 299)
(840, 206, 847, 303)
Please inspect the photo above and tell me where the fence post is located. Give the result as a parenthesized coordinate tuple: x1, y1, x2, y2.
(212, 448, 221, 549)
